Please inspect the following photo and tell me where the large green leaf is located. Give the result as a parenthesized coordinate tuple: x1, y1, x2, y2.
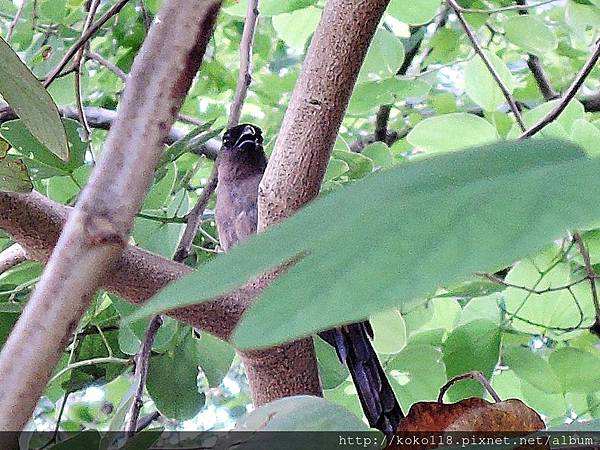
(407, 113, 498, 153)
(387, 0, 442, 25)
(234, 395, 370, 431)
(0, 37, 68, 160)
(130, 139, 600, 350)
(442, 319, 501, 401)
(504, 16, 558, 56)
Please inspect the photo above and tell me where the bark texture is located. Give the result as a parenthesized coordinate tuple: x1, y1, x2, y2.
(244, 0, 392, 406)
(0, 0, 221, 430)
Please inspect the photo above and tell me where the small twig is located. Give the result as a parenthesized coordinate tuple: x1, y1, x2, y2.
(173, 172, 218, 261)
(175, 0, 259, 261)
(177, 113, 204, 127)
(0, 244, 27, 275)
(125, 315, 162, 436)
(478, 272, 588, 295)
(86, 49, 127, 81)
(138, 0, 152, 33)
(43, 0, 132, 88)
(73, 0, 101, 150)
(447, 0, 526, 131)
(520, 38, 600, 138)
(573, 232, 600, 331)
(5, 0, 25, 43)
(227, 0, 259, 128)
(438, 371, 501, 403)
(460, 0, 559, 14)
(136, 212, 187, 224)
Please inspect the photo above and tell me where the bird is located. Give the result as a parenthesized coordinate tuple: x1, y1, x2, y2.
(214, 123, 403, 437)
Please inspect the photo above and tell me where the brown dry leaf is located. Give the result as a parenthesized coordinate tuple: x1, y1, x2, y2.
(389, 398, 545, 450)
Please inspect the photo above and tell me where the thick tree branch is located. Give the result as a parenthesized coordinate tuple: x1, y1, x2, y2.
(0, 0, 222, 430)
(0, 243, 26, 275)
(250, 0, 392, 406)
(0, 191, 242, 340)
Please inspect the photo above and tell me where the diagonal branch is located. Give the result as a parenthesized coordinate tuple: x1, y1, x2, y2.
(520, 38, 600, 139)
(0, 0, 222, 431)
(447, 0, 526, 131)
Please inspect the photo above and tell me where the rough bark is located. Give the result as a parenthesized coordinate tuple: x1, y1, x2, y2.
(244, 0, 392, 406)
(0, 0, 221, 430)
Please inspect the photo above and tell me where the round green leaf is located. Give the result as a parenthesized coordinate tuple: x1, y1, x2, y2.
(407, 113, 498, 153)
(387, 0, 442, 25)
(464, 51, 515, 111)
(442, 319, 501, 401)
(272, 6, 321, 50)
(387, 345, 446, 409)
(504, 16, 557, 55)
(550, 348, 600, 393)
(370, 308, 407, 354)
(357, 29, 405, 83)
(503, 345, 562, 394)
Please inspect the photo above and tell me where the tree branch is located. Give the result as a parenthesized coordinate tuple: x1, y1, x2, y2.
(0, 244, 27, 275)
(43, 0, 133, 88)
(4, 0, 25, 43)
(251, 0, 392, 406)
(520, 37, 600, 139)
(516, 0, 559, 102)
(0, 0, 222, 430)
(447, 0, 526, 131)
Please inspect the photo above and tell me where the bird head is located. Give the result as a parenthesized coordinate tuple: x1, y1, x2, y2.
(222, 123, 263, 152)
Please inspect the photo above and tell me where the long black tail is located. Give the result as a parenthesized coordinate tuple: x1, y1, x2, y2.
(320, 322, 403, 437)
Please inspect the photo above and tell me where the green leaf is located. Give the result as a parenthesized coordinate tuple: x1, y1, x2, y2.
(503, 253, 595, 338)
(0, 118, 86, 176)
(464, 50, 515, 111)
(387, 345, 446, 409)
(370, 308, 407, 354)
(362, 142, 395, 169)
(348, 78, 430, 115)
(146, 331, 205, 420)
(314, 336, 349, 389)
(272, 7, 321, 50)
(324, 158, 350, 181)
(504, 16, 558, 56)
(129, 140, 600, 351)
(357, 29, 405, 83)
(196, 332, 235, 387)
(442, 319, 501, 401)
(550, 347, 600, 393)
(0, 37, 68, 160)
(0, 141, 32, 193)
(224, 0, 315, 16)
(387, 0, 442, 25)
(503, 345, 562, 394)
(332, 150, 373, 179)
(234, 395, 370, 431)
(407, 113, 498, 153)
(507, 99, 585, 139)
(571, 119, 600, 157)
